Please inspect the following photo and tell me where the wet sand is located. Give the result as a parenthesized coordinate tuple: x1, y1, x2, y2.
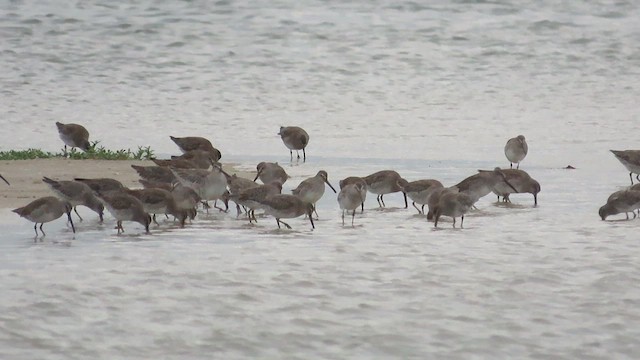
(0, 159, 250, 209)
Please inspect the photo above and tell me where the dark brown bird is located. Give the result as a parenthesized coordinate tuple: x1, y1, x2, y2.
(74, 177, 124, 193)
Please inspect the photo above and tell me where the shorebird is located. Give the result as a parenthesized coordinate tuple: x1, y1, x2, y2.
(171, 150, 218, 169)
(505, 135, 528, 169)
(433, 192, 475, 228)
(492, 169, 541, 205)
(138, 180, 201, 221)
(56, 122, 91, 156)
(278, 126, 309, 162)
(151, 158, 198, 169)
(426, 187, 457, 220)
(610, 150, 640, 185)
(453, 167, 518, 204)
(257, 194, 315, 230)
(339, 177, 368, 213)
(74, 177, 124, 193)
(12, 196, 75, 236)
(337, 183, 366, 226)
(0, 174, 9, 185)
(232, 181, 282, 222)
(363, 170, 408, 208)
(131, 165, 176, 184)
(397, 179, 444, 214)
(95, 191, 151, 234)
(170, 136, 221, 160)
(254, 162, 289, 185)
(223, 171, 260, 217)
(170, 164, 228, 212)
(42, 177, 104, 221)
(125, 188, 187, 227)
(599, 190, 640, 220)
(291, 170, 337, 218)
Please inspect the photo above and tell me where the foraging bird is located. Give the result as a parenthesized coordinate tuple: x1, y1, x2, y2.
(171, 150, 219, 168)
(95, 191, 151, 234)
(291, 170, 337, 218)
(74, 177, 124, 193)
(433, 192, 475, 228)
(170, 164, 228, 212)
(42, 177, 104, 221)
(397, 179, 444, 214)
(254, 162, 289, 185)
(453, 167, 518, 204)
(12, 196, 75, 236)
(125, 188, 187, 227)
(278, 126, 309, 162)
(363, 170, 408, 208)
(170, 136, 221, 160)
(56, 122, 91, 156)
(610, 150, 640, 185)
(257, 194, 315, 230)
(504, 135, 528, 169)
(131, 165, 176, 184)
(339, 177, 368, 213)
(232, 181, 283, 223)
(492, 169, 541, 206)
(599, 190, 640, 220)
(337, 183, 366, 226)
(151, 158, 198, 169)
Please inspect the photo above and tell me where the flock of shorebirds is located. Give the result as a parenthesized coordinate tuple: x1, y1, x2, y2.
(4, 122, 640, 238)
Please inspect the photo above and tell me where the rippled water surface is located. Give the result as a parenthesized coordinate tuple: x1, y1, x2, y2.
(2, 0, 640, 358)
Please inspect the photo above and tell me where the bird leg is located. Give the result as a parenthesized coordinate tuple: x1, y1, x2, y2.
(341, 210, 345, 225)
(152, 214, 159, 226)
(302, 148, 306, 162)
(40, 223, 45, 236)
(412, 201, 422, 214)
(380, 194, 386, 207)
(351, 210, 356, 226)
(630, 172, 634, 185)
(276, 219, 292, 229)
(402, 192, 408, 209)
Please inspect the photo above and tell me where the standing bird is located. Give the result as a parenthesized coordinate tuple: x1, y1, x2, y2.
(492, 169, 541, 206)
(433, 192, 475, 228)
(339, 177, 368, 213)
(55, 122, 91, 157)
(12, 196, 75, 237)
(254, 162, 289, 185)
(363, 170, 408, 208)
(257, 194, 315, 230)
(0, 174, 9, 185)
(95, 191, 151, 234)
(278, 126, 309, 162)
(42, 177, 104, 222)
(397, 179, 444, 215)
(610, 150, 640, 185)
(599, 190, 640, 220)
(291, 170, 337, 218)
(337, 183, 366, 226)
(504, 135, 528, 169)
(170, 136, 221, 160)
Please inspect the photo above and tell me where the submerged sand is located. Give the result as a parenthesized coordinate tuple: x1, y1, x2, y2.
(0, 159, 250, 209)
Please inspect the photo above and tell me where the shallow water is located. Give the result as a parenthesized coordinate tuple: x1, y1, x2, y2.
(2, 0, 640, 358)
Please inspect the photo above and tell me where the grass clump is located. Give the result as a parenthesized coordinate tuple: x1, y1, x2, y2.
(0, 141, 155, 161)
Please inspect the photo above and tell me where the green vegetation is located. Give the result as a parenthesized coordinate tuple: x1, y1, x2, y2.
(0, 141, 155, 161)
